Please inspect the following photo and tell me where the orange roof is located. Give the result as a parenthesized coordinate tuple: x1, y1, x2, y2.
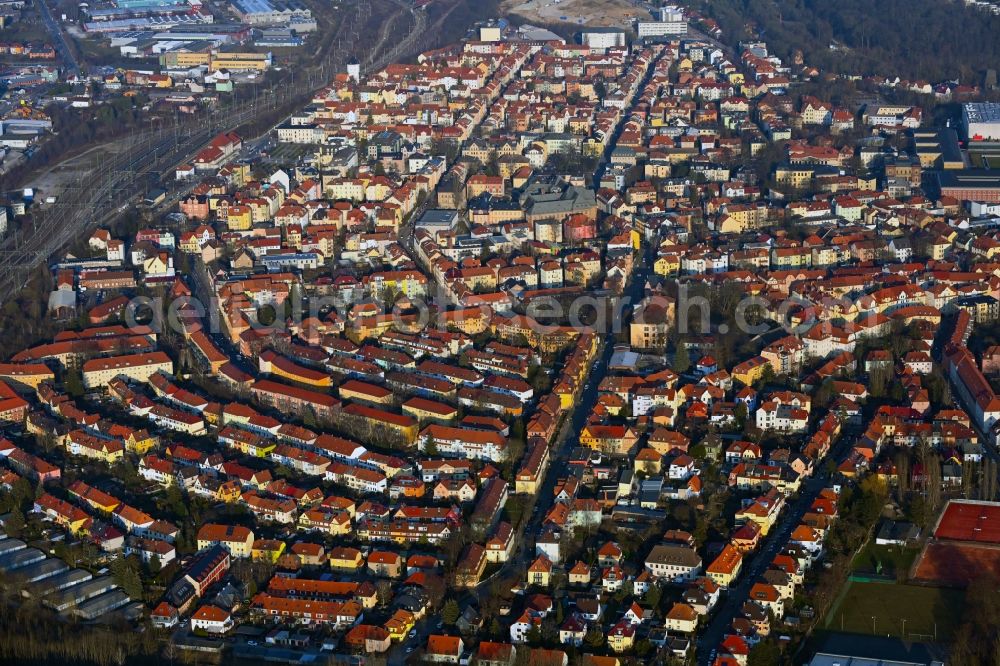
(197, 523, 252, 543)
(427, 635, 462, 655)
(707, 543, 743, 575)
(667, 602, 697, 621)
(81, 351, 170, 373)
(192, 605, 229, 622)
(343, 403, 415, 428)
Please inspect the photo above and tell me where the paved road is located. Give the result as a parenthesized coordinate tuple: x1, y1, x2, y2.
(694, 435, 854, 665)
(36, 0, 82, 77)
(469, 44, 663, 593)
(480, 45, 664, 589)
(384, 46, 661, 665)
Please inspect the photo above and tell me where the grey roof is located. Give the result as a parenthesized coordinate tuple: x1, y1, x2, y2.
(45, 576, 117, 611)
(523, 180, 597, 218)
(71, 589, 132, 620)
(0, 547, 45, 572)
(938, 169, 1000, 189)
(12, 558, 69, 583)
(645, 543, 701, 567)
(0, 537, 26, 557)
(26, 568, 93, 598)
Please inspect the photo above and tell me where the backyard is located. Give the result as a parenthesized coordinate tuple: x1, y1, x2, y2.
(851, 542, 920, 579)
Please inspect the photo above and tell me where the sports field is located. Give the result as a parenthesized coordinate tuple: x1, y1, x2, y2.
(826, 581, 964, 641)
(913, 541, 1000, 586)
(911, 500, 1000, 586)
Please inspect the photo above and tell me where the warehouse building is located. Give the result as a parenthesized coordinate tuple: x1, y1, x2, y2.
(44, 576, 117, 612)
(231, 0, 311, 26)
(0, 537, 26, 558)
(27, 568, 93, 598)
(938, 170, 1000, 203)
(71, 589, 132, 620)
(13, 558, 68, 584)
(963, 102, 1000, 141)
(579, 27, 626, 51)
(0, 547, 45, 572)
(637, 6, 687, 38)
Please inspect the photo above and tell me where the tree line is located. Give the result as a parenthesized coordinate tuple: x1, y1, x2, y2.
(693, 0, 1000, 86)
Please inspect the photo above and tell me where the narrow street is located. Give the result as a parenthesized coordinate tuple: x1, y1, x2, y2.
(695, 436, 854, 664)
(484, 42, 664, 592)
(36, 0, 82, 77)
(386, 49, 660, 665)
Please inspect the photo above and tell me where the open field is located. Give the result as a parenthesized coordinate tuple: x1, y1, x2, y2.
(502, 0, 651, 28)
(30, 143, 127, 199)
(826, 581, 964, 641)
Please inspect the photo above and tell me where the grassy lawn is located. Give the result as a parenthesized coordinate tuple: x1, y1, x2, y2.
(827, 581, 965, 641)
(970, 151, 1000, 169)
(851, 542, 919, 577)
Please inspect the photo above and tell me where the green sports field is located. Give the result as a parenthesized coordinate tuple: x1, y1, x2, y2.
(826, 581, 964, 641)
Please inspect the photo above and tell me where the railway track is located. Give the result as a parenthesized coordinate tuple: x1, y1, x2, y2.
(0, 0, 442, 300)
(0, 0, 471, 301)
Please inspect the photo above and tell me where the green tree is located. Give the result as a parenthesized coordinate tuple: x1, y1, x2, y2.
(672, 344, 691, 374)
(110, 555, 143, 599)
(382, 285, 398, 313)
(64, 368, 84, 397)
(4, 507, 24, 538)
(442, 599, 460, 626)
(148, 554, 162, 576)
(484, 152, 500, 177)
(584, 627, 604, 649)
(734, 402, 748, 430)
(644, 584, 662, 610)
(163, 484, 188, 518)
(950, 573, 1000, 665)
(906, 494, 929, 528)
(303, 406, 319, 430)
(747, 639, 782, 666)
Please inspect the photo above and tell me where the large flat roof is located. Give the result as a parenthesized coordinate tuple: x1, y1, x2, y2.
(964, 102, 1000, 124)
(937, 169, 1000, 189)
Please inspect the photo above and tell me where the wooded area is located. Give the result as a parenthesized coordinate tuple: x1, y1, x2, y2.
(693, 0, 1000, 85)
